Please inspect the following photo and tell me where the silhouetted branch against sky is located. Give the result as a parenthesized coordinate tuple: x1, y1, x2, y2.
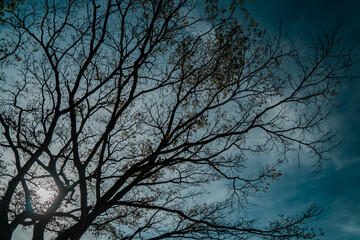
(0, 0, 354, 239)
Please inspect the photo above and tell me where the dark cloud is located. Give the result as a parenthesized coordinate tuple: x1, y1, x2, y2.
(247, 0, 360, 45)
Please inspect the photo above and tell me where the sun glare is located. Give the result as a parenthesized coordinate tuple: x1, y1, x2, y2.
(37, 188, 55, 203)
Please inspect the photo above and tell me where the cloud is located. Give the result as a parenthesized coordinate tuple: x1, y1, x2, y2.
(339, 222, 360, 236)
(322, 195, 360, 239)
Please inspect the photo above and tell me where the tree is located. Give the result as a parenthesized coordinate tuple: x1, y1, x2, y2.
(0, 0, 353, 239)
(0, 0, 24, 23)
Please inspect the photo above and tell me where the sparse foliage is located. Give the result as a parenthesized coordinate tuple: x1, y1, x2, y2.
(0, 0, 352, 239)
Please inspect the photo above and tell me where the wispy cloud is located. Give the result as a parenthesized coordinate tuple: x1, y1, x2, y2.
(339, 221, 360, 236)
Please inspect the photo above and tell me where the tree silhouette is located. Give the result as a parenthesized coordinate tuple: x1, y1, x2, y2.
(0, 0, 353, 239)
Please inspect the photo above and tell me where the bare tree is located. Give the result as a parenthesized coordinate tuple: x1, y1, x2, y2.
(0, 0, 353, 239)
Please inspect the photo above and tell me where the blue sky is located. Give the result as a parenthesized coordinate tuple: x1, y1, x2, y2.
(244, 0, 360, 239)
